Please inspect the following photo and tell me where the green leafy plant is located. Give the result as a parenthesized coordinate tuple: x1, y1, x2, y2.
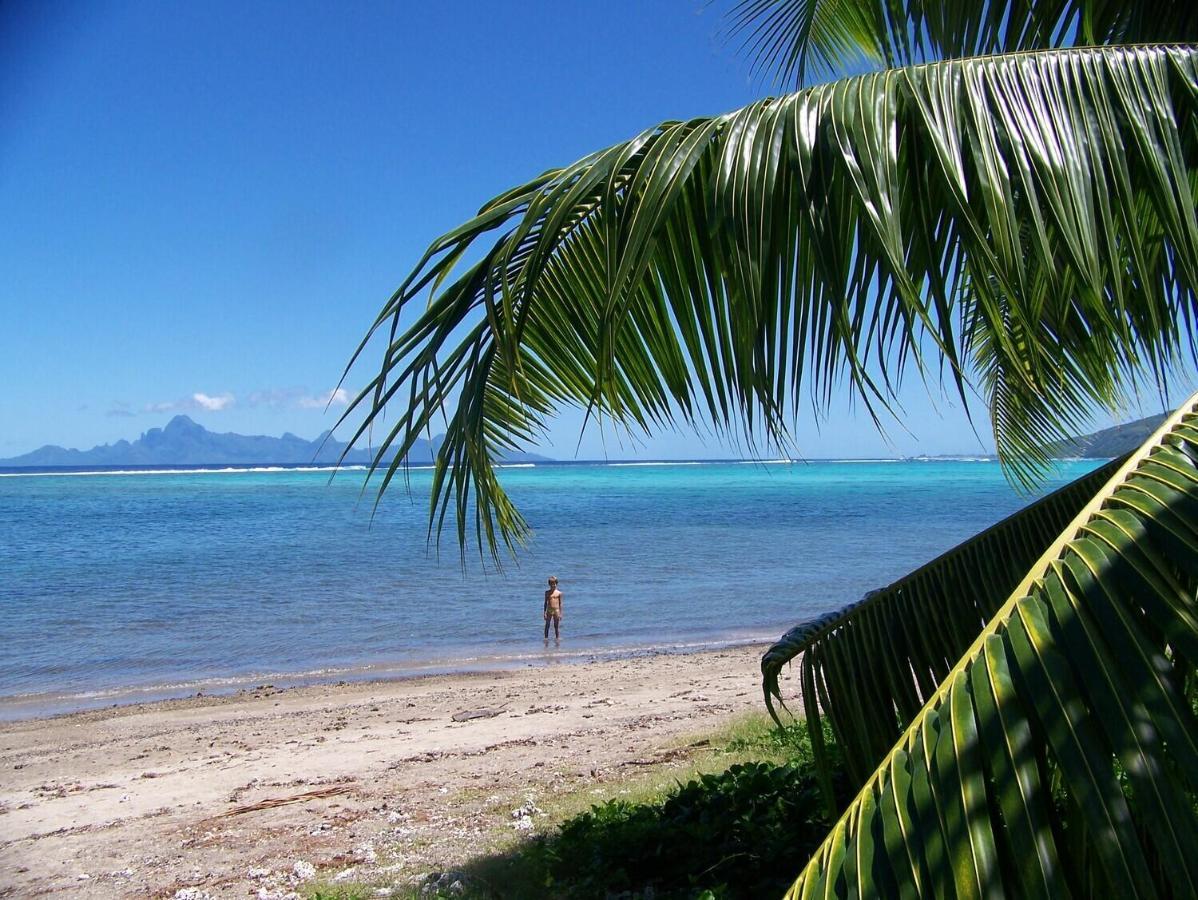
(529, 759, 847, 899)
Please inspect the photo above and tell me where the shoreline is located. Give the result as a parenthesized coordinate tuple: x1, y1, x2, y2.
(0, 642, 776, 899)
(0, 456, 1107, 477)
(0, 632, 786, 723)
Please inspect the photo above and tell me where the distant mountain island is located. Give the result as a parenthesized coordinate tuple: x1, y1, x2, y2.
(1, 411, 1169, 469)
(1055, 412, 1168, 458)
(940, 411, 1168, 461)
(910, 412, 1170, 462)
(924, 412, 1169, 460)
(0, 415, 549, 468)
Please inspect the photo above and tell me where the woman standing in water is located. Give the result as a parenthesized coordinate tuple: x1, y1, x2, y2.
(543, 576, 562, 641)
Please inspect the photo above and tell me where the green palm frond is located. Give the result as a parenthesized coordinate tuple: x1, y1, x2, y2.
(726, 0, 885, 87)
(341, 45, 1198, 560)
(762, 454, 1126, 804)
(784, 393, 1198, 898)
(725, 0, 1198, 87)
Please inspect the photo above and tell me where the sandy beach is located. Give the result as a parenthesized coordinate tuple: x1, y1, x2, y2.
(0, 643, 773, 898)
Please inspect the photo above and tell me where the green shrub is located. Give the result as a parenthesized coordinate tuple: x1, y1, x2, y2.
(527, 758, 846, 899)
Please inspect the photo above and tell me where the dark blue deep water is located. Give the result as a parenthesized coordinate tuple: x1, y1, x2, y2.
(0, 459, 1104, 717)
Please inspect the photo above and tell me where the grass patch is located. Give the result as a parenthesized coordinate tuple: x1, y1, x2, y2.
(532, 712, 803, 827)
(709, 713, 816, 762)
(397, 713, 846, 899)
(309, 887, 376, 900)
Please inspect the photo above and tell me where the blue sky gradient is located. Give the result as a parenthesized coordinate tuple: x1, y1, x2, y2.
(1, 1, 1190, 459)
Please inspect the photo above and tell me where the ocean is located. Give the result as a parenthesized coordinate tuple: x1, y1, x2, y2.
(0, 458, 1105, 719)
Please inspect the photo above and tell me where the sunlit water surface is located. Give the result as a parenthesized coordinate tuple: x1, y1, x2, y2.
(0, 458, 1104, 717)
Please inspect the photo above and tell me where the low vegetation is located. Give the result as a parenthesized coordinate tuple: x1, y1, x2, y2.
(524, 757, 843, 898)
(308, 715, 845, 900)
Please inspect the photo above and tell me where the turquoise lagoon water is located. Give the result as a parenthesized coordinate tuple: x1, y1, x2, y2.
(0, 458, 1105, 718)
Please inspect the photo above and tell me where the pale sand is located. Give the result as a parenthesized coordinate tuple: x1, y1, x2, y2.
(0, 644, 774, 898)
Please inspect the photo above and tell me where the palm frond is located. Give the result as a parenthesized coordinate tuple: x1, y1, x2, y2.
(762, 454, 1126, 804)
(341, 45, 1198, 560)
(724, 0, 1198, 87)
(784, 393, 1198, 898)
(726, 0, 888, 87)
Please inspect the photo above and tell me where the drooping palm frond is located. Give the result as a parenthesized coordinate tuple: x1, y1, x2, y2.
(341, 45, 1198, 559)
(726, 0, 885, 87)
(783, 393, 1198, 899)
(761, 453, 1126, 805)
(725, 0, 1198, 87)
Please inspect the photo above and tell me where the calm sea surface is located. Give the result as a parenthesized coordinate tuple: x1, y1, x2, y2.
(0, 459, 1105, 718)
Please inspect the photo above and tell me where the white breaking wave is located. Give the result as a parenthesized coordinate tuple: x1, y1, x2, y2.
(911, 456, 993, 463)
(608, 461, 707, 467)
(0, 465, 373, 478)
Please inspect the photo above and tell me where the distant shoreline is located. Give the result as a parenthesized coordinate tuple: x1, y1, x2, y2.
(0, 455, 1113, 478)
(0, 633, 782, 723)
(5, 406, 1159, 468)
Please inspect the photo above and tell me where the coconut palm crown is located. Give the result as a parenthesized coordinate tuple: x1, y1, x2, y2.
(340, 2, 1198, 894)
(339, 2, 1198, 561)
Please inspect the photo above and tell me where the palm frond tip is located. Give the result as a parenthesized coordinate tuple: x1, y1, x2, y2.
(724, 0, 1198, 88)
(761, 453, 1127, 801)
(343, 45, 1198, 559)
(784, 393, 1198, 898)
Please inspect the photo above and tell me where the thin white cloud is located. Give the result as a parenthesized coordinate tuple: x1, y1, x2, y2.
(245, 388, 303, 409)
(106, 401, 134, 418)
(297, 387, 351, 409)
(243, 387, 353, 411)
(144, 392, 236, 414)
(192, 392, 234, 411)
(145, 386, 355, 414)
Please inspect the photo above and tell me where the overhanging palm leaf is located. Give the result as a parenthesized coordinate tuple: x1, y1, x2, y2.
(341, 45, 1198, 558)
(726, 0, 1198, 87)
(762, 454, 1126, 803)
(784, 394, 1198, 898)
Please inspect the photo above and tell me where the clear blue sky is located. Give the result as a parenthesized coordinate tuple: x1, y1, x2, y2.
(1, 1, 1189, 460)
